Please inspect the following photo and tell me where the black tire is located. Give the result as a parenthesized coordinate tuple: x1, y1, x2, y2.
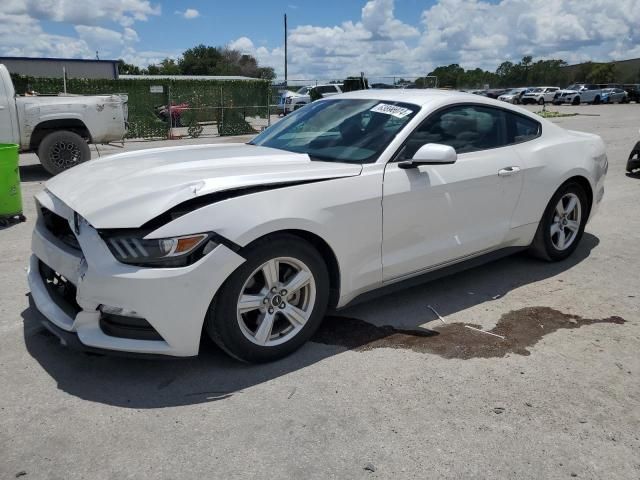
(529, 182, 589, 262)
(593, 96, 601, 105)
(537, 98, 545, 105)
(572, 96, 581, 105)
(37, 130, 90, 175)
(206, 234, 330, 363)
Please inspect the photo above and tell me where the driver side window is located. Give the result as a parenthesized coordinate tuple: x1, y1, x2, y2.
(400, 105, 508, 159)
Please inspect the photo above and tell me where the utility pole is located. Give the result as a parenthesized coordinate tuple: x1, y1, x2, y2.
(284, 14, 288, 85)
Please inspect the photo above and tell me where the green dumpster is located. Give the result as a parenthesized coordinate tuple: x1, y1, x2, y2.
(0, 144, 25, 226)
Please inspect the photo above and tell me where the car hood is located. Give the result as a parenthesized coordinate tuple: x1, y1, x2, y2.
(558, 89, 579, 94)
(45, 143, 362, 229)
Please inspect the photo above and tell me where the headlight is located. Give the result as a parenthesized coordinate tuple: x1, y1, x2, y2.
(104, 232, 216, 267)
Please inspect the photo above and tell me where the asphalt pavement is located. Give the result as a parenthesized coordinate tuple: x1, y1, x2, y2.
(1, 104, 638, 479)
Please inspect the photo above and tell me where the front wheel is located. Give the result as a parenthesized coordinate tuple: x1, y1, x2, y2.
(529, 182, 589, 262)
(572, 96, 581, 105)
(206, 234, 330, 363)
(37, 130, 90, 175)
(537, 98, 545, 105)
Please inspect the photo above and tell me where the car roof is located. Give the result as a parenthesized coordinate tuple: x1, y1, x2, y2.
(336, 88, 488, 107)
(325, 88, 548, 124)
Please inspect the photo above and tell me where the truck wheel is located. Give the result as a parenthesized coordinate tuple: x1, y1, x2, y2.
(38, 131, 90, 175)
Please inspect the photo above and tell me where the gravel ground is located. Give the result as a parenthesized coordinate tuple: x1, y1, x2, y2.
(1, 104, 639, 480)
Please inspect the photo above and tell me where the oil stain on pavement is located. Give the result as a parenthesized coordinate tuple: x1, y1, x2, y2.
(312, 307, 625, 359)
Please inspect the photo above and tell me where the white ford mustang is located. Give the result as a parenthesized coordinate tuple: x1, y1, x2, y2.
(28, 90, 607, 362)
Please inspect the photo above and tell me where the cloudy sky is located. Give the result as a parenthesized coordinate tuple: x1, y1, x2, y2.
(1, 0, 639, 80)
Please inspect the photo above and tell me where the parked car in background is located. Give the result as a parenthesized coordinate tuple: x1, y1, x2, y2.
(498, 88, 530, 104)
(29, 90, 607, 362)
(521, 87, 560, 105)
(553, 84, 603, 105)
(623, 84, 640, 103)
(0, 64, 128, 175)
(278, 86, 312, 114)
(485, 88, 508, 99)
(370, 83, 396, 89)
(284, 84, 343, 113)
(600, 88, 628, 104)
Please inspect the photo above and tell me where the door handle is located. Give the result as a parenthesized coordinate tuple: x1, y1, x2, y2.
(498, 166, 521, 177)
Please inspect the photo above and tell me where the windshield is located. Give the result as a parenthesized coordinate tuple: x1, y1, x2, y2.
(566, 84, 582, 90)
(250, 99, 419, 163)
(506, 89, 521, 95)
(530, 88, 543, 93)
(296, 87, 310, 94)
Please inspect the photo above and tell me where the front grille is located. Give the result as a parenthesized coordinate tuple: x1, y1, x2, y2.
(41, 207, 80, 250)
(99, 313, 163, 341)
(39, 260, 81, 318)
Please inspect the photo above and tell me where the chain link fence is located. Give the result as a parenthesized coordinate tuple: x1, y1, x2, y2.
(11, 73, 438, 141)
(10, 74, 271, 140)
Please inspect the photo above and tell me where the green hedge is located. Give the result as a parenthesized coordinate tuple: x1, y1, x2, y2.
(10, 75, 270, 139)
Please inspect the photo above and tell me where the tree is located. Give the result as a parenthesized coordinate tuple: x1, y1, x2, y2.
(158, 58, 180, 75)
(586, 62, 617, 83)
(428, 64, 464, 88)
(256, 67, 276, 80)
(179, 44, 224, 75)
(117, 60, 142, 75)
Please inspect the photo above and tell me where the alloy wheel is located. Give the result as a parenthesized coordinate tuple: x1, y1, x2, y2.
(236, 257, 316, 347)
(550, 193, 582, 251)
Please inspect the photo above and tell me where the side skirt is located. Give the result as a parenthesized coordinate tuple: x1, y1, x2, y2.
(335, 246, 526, 311)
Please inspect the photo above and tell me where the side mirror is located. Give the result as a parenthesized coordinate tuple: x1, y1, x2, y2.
(398, 143, 457, 169)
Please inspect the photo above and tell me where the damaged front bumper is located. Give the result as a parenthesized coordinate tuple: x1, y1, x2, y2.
(28, 190, 245, 357)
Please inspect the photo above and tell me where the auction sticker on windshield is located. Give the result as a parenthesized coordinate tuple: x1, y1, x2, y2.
(370, 103, 413, 118)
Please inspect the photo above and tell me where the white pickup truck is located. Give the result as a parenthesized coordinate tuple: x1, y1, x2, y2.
(0, 64, 128, 175)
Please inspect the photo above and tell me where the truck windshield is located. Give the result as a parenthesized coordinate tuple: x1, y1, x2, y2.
(250, 99, 419, 164)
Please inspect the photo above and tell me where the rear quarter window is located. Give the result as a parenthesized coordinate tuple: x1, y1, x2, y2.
(508, 112, 541, 144)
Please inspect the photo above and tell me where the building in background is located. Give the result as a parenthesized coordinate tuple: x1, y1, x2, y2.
(0, 57, 119, 79)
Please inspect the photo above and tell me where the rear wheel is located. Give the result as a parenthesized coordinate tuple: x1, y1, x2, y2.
(572, 96, 581, 105)
(593, 96, 601, 105)
(206, 234, 330, 363)
(537, 98, 545, 105)
(529, 182, 589, 262)
(37, 130, 90, 175)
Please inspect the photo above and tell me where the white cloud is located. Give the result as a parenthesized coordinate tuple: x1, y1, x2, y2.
(0, 0, 163, 63)
(175, 8, 200, 19)
(8, 0, 160, 27)
(2, 0, 640, 75)
(235, 0, 640, 81)
(361, 0, 419, 39)
(72, 25, 140, 58)
(0, 11, 91, 58)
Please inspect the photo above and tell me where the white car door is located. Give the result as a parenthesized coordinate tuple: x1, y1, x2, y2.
(544, 88, 558, 102)
(382, 104, 524, 281)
